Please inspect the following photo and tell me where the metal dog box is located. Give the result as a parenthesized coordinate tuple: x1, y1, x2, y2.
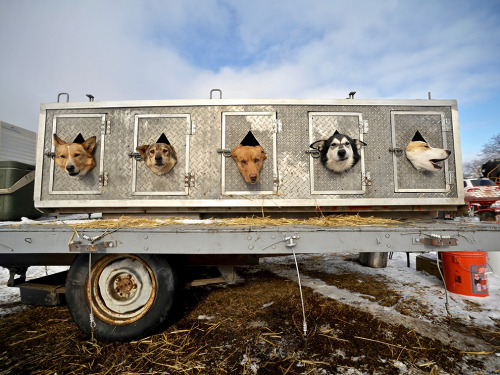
(34, 98, 463, 214)
(0, 161, 41, 220)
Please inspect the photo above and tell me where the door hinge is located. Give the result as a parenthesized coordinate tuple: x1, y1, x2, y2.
(359, 119, 369, 133)
(362, 172, 372, 186)
(273, 119, 282, 133)
(101, 119, 110, 135)
(99, 172, 109, 187)
(189, 121, 196, 135)
(442, 118, 452, 131)
(185, 172, 195, 187)
(446, 171, 455, 185)
(273, 172, 280, 189)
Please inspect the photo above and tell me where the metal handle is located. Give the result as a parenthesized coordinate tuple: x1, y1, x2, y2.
(57, 93, 69, 103)
(210, 89, 222, 99)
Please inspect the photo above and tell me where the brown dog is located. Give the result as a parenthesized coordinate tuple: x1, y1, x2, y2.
(136, 143, 177, 175)
(231, 144, 267, 184)
(53, 134, 97, 177)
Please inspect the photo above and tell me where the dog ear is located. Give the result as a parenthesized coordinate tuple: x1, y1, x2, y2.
(231, 144, 242, 160)
(136, 145, 149, 159)
(310, 140, 326, 151)
(256, 145, 267, 160)
(82, 136, 97, 153)
(353, 139, 367, 151)
(333, 130, 339, 136)
(53, 134, 66, 146)
(168, 144, 178, 160)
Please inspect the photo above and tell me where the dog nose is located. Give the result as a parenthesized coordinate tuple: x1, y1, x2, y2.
(66, 165, 75, 173)
(338, 149, 346, 158)
(249, 173, 257, 182)
(155, 155, 162, 161)
(446, 150, 451, 156)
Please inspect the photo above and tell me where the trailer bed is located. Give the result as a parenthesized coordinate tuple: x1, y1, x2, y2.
(1, 218, 498, 259)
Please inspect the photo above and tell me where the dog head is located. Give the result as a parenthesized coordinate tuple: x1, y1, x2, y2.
(310, 131, 366, 173)
(136, 143, 177, 176)
(405, 131, 451, 172)
(231, 144, 267, 184)
(53, 134, 97, 177)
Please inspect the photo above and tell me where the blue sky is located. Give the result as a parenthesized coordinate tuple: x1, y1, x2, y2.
(1, 0, 499, 166)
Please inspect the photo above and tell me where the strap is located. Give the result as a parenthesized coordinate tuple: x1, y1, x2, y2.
(0, 170, 36, 195)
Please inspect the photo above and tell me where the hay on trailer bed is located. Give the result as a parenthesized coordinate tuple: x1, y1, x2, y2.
(39, 214, 403, 230)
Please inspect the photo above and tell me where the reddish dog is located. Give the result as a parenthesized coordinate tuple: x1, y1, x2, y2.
(231, 144, 267, 184)
(53, 134, 97, 177)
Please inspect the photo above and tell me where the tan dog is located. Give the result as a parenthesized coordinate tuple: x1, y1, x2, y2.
(231, 144, 267, 184)
(53, 134, 97, 177)
(136, 143, 177, 175)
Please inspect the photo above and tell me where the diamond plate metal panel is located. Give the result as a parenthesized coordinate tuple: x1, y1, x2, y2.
(49, 114, 104, 195)
(37, 102, 459, 212)
(222, 112, 276, 195)
(309, 113, 365, 194)
(133, 115, 189, 195)
(391, 112, 448, 192)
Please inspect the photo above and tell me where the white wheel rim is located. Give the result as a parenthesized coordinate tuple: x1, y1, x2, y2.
(97, 258, 153, 314)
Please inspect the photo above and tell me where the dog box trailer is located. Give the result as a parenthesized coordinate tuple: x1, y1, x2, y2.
(1, 95, 500, 341)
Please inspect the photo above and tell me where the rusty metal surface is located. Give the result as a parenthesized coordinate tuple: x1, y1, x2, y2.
(88, 254, 157, 326)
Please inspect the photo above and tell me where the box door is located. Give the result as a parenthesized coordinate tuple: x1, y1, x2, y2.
(132, 114, 190, 195)
(221, 112, 278, 195)
(308, 112, 366, 195)
(49, 114, 105, 195)
(391, 111, 450, 192)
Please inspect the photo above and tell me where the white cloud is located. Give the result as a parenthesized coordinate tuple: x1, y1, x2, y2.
(0, 0, 499, 145)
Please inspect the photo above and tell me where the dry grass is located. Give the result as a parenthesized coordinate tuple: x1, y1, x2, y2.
(0, 267, 483, 375)
(32, 214, 404, 231)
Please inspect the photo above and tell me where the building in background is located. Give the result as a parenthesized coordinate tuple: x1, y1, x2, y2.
(0, 121, 37, 165)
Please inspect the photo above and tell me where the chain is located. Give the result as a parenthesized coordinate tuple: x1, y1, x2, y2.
(88, 252, 96, 341)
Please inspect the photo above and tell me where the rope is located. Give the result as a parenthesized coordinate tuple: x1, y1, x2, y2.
(436, 250, 452, 319)
(291, 248, 307, 337)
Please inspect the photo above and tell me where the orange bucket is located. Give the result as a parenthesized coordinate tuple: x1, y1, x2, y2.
(441, 252, 489, 297)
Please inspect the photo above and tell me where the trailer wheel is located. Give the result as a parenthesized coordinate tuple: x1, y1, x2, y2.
(66, 254, 178, 341)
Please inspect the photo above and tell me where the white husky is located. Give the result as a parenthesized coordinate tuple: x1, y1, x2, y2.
(405, 131, 451, 172)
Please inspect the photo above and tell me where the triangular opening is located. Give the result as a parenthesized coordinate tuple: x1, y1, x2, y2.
(72, 133, 85, 144)
(240, 131, 260, 147)
(411, 130, 427, 143)
(156, 133, 171, 145)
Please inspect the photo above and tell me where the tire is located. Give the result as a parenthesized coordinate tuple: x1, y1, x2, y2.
(66, 253, 178, 341)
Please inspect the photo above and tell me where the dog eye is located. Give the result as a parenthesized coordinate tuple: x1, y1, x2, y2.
(74, 153, 80, 157)
(241, 160, 247, 165)
(344, 142, 350, 146)
(58, 155, 66, 159)
(150, 150, 155, 154)
(254, 158, 260, 163)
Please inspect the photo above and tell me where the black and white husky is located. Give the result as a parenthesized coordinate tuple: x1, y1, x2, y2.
(309, 131, 366, 173)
